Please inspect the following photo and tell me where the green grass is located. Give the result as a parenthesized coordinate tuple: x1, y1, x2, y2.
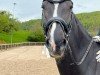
(0, 30, 32, 43)
(0, 33, 11, 43)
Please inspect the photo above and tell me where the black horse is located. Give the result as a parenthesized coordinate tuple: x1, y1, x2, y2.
(41, 0, 100, 75)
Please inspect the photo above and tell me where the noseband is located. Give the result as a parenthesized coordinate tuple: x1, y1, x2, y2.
(44, 17, 72, 36)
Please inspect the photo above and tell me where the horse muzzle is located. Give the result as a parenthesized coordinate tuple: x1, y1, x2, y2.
(47, 44, 66, 59)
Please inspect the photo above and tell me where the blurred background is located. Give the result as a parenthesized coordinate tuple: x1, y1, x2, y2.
(0, 0, 100, 44)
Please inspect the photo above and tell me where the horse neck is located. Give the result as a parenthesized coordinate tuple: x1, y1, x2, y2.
(69, 14, 92, 60)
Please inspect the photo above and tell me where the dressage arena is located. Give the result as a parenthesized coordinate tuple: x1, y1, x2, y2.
(0, 46, 60, 75)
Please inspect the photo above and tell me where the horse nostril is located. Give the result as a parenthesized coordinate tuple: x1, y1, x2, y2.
(46, 39, 49, 46)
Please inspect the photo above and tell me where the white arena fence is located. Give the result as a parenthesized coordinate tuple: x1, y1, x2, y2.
(0, 42, 45, 50)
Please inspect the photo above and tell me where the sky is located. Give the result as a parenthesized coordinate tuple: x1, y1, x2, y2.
(0, 0, 100, 22)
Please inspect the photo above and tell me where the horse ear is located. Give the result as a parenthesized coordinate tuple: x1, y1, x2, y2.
(71, 1, 73, 9)
(67, 0, 73, 9)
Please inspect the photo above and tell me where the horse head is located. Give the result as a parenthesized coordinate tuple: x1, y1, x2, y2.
(42, 0, 73, 59)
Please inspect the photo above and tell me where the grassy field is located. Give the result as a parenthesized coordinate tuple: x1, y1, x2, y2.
(0, 30, 32, 43)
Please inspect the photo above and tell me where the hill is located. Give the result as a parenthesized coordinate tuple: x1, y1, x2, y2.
(76, 11, 100, 35)
(0, 11, 100, 43)
(22, 11, 100, 36)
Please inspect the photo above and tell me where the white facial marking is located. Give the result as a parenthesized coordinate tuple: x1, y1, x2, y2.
(50, 3, 59, 50)
(50, 23, 57, 50)
(53, 3, 59, 17)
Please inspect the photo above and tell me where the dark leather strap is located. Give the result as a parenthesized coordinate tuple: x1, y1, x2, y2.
(44, 17, 72, 36)
(43, 0, 71, 3)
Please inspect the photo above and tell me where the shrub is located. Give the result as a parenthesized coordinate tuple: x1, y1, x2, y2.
(27, 31, 45, 42)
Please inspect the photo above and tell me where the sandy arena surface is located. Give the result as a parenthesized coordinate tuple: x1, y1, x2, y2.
(0, 46, 60, 75)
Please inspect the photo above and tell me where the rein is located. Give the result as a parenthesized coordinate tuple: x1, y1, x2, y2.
(66, 35, 94, 65)
(63, 15, 94, 65)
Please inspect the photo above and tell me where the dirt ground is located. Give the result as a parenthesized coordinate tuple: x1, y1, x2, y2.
(0, 46, 60, 75)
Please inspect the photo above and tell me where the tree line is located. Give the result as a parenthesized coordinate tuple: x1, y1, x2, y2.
(0, 10, 100, 43)
(0, 11, 21, 33)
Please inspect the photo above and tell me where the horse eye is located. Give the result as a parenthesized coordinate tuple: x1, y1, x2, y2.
(41, 4, 45, 9)
(70, 6, 73, 9)
(41, 2, 46, 9)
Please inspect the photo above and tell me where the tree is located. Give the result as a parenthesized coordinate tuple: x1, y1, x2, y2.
(0, 11, 21, 33)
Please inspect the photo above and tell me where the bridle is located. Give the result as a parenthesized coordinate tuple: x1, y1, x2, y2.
(44, 17, 72, 36)
(67, 38, 94, 65)
(41, 0, 94, 66)
(42, 0, 72, 36)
